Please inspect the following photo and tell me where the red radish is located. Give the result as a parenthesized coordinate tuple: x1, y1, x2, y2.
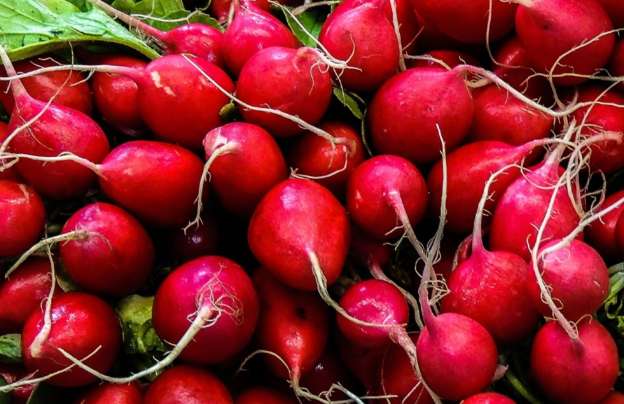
(59, 202, 155, 297)
(319, 2, 400, 91)
(462, 392, 515, 404)
(223, 3, 298, 75)
(350, 227, 392, 270)
(531, 320, 619, 404)
(514, 0, 615, 86)
(236, 387, 295, 404)
(236, 47, 332, 137)
(410, 0, 516, 44)
(300, 352, 353, 399)
(610, 40, 624, 82)
(22, 292, 121, 387)
(0, 258, 55, 333)
(168, 216, 220, 260)
(615, 214, 624, 256)
(493, 37, 550, 99)
(78, 382, 142, 404)
(338, 336, 384, 392)
(588, 190, 624, 260)
(89, 0, 224, 66)
(470, 86, 553, 145)
(598, 0, 624, 26)
(92, 55, 147, 135)
(288, 122, 365, 194)
(346, 155, 428, 241)
(210, 0, 273, 23)
(0, 365, 35, 403)
(253, 269, 329, 387)
(408, 49, 478, 69)
(601, 392, 624, 404)
(368, 67, 473, 164)
(0, 180, 45, 257)
(248, 178, 349, 291)
(144, 366, 233, 404)
(199, 122, 287, 217)
(0, 122, 17, 181)
(0, 57, 92, 115)
(153, 256, 258, 365)
(527, 239, 608, 321)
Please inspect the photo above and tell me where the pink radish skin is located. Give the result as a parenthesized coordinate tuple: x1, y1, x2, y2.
(144, 366, 233, 404)
(152, 256, 258, 365)
(462, 392, 516, 404)
(493, 38, 550, 99)
(223, 3, 298, 76)
(236, 47, 332, 137)
(0, 180, 45, 257)
(598, 0, 624, 26)
(0, 122, 18, 181)
(60, 202, 155, 297)
(236, 387, 295, 404)
(409, 49, 478, 69)
(319, 2, 399, 92)
(515, 0, 615, 86)
(587, 191, 624, 261)
(0, 258, 56, 333)
(202, 122, 288, 216)
(410, 0, 516, 44)
(347, 155, 428, 241)
(287, 122, 365, 194)
(22, 292, 121, 387)
(248, 178, 350, 291)
(368, 67, 473, 164)
(531, 320, 619, 404)
(527, 239, 608, 321)
(78, 382, 142, 404)
(470, 86, 553, 145)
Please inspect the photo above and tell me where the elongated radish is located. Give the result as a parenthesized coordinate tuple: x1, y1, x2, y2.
(144, 366, 233, 404)
(493, 38, 550, 99)
(0, 180, 45, 258)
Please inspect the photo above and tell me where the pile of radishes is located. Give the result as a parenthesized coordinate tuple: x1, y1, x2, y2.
(1, 0, 624, 402)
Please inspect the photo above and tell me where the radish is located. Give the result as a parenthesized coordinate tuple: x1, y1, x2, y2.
(22, 292, 121, 387)
(368, 67, 473, 164)
(236, 47, 332, 137)
(598, 0, 624, 26)
(347, 155, 427, 242)
(514, 0, 615, 86)
(78, 382, 142, 404)
(470, 86, 553, 145)
(300, 352, 354, 400)
(615, 214, 624, 256)
(601, 392, 624, 404)
(588, 190, 624, 260)
(144, 366, 233, 404)
(211, 0, 272, 22)
(350, 227, 392, 270)
(493, 38, 550, 99)
(610, 40, 624, 83)
(89, 0, 225, 66)
(168, 215, 220, 261)
(0, 258, 55, 333)
(410, 0, 516, 44)
(0, 365, 35, 403)
(92, 55, 147, 135)
(0, 123, 17, 181)
(0, 180, 45, 257)
(236, 387, 295, 404)
(462, 392, 515, 404)
(223, 3, 298, 75)
(531, 319, 619, 404)
(288, 122, 365, 194)
(408, 49, 478, 69)
(248, 178, 349, 291)
(0, 57, 92, 115)
(153, 256, 258, 365)
(319, 1, 400, 91)
(338, 336, 385, 393)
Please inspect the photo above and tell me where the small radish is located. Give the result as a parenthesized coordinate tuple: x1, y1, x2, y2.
(287, 121, 365, 194)
(337, 336, 384, 393)
(368, 67, 473, 164)
(601, 392, 624, 404)
(610, 40, 624, 82)
(410, 0, 516, 44)
(236, 387, 295, 404)
(236, 47, 332, 137)
(78, 382, 142, 404)
(350, 227, 393, 270)
(598, 0, 624, 26)
(92, 55, 147, 135)
(527, 239, 609, 321)
(248, 178, 350, 291)
(153, 256, 258, 365)
(588, 191, 624, 261)
(346, 155, 428, 241)
(144, 366, 233, 404)
(222, 3, 298, 75)
(0, 57, 92, 115)
(408, 49, 478, 69)
(0, 258, 55, 333)
(462, 392, 516, 404)
(493, 37, 550, 99)
(22, 292, 121, 387)
(168, 215, 220, 261)
(0, 180, 45, 257)
(531, 319, 619, 404)
(470, 86, 553, 145)
(514, 0, 615, 85)
(211, 0, 272, 22)
(300, 352, 354, 399)
(89, 0, 225, 66)
(319, 2, 400, 91)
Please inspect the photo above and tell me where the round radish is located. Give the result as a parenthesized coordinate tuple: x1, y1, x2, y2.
(615, 214, 624, 257)
(236, 387, 295, 404)
(153, 256, 258, 365)
(600, 392, 624, 404)
(338, 336, 384, 393)
(22, 292, 121, 387)
(236, 47, 332, 137)
(248, 178, 349, 291)
(144, 366, 233, 404)
(588, 191, 624, 261)
(59, 202, 155, 297)
(610, 40, 624, 83)
(350, 227, 393, 270)
(0, 180, 45, 257)
(408, 49, 478, 69)
(300, 352, 354, 399)
(531, 320, 619, 404)
(463, 392, 516, 404)
(598, 0, 624, 26)
(368, 67, 473, 164)
(223, 3, 298, 75)
(78, 382, 142, 404)
(493, 37, 550, 99)
(168, 216, 220, 261)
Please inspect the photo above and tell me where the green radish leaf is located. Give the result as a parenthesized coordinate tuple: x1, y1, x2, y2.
(278, 6, 324, 48)
(333, 87, 365, 120)
(0, 334, 20, 364)
(116, 294, 166, 355)
(0, 0, 159, 61)
(111, 0, 222, 31)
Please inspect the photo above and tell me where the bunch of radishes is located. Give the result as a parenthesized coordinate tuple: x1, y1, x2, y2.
(0, 0, 624, 402)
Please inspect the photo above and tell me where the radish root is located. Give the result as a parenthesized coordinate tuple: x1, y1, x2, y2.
(28, 243, 57, 359)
